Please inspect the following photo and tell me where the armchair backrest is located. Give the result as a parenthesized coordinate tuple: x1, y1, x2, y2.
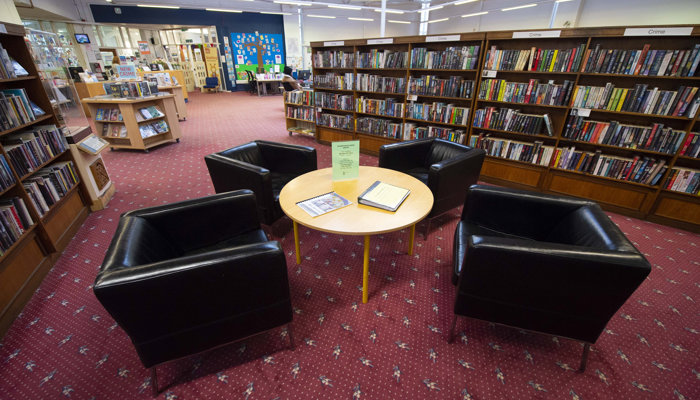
(219, 142, 266, 168)
(545, 205, 638, 251)
(101, 216, 183, 270)
(425, 139, 472, 166)
(205, 77, 218, 87)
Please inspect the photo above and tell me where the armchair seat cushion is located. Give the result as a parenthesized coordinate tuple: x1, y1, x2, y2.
(185, 228, 268, 257)
(404, 167, 429, 185)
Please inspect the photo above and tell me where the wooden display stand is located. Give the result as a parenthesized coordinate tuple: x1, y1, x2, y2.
(0, 23, 90, 339)
(139, 70, 188, 100)
(82, 94, 182, 152)
(64, 126, 115, 211)
(157, 85, 187, 120)
(284, 89, 315, 138)
(74, 81, 107, 117)
(310, 25, 700, 232)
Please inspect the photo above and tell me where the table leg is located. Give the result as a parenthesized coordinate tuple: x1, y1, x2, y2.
(408, 224, 415, 256)
(257, 81, 261, 97)
(293, 221, 301, 265)
(362, 235, 370, 304)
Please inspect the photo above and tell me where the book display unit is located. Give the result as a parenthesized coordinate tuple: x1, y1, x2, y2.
(284, 89, 315, 137)
(311, 26, 700, 232)
(82, 94, 182, 152)
(0, 23, 89, 338)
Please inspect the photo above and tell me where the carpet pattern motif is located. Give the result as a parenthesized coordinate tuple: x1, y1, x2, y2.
(0, 91, 698, 399)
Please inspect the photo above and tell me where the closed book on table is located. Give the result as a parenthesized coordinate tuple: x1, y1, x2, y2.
(358, 181, 410, 212)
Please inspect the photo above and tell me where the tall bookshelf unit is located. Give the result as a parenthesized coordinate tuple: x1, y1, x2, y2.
(310, 26, 700, 232)
(0, 23, 90, 338)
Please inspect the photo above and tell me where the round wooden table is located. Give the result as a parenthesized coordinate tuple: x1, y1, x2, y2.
(279, 166, 434, 303)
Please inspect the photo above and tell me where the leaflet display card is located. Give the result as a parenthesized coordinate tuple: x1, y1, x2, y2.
(332, 140, 359, 181)
(358, 181, 410, 212)
(78, 134, 110, 154)
(297, 192, 352, 217)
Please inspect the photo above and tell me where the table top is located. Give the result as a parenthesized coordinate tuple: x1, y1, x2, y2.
(280, 166, 434, 235)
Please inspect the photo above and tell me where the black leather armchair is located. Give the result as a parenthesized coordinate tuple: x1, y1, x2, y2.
(205, 140, 317, 226)
(379, 137, 485, 235)
(93, 190, 293, 395)
(450, 185, 651, 371)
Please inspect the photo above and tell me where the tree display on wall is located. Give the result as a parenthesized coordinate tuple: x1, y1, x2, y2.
(232, 32, 284, 81)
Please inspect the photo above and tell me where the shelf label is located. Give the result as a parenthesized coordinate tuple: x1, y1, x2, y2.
(367, 38, 393, 45)
(407, 94, 417, 101)
(426, 35, 460, 42)
(482, 70, 497, 78)
(624, 27, 692, 36)
(573, 108, 591, 117)
(324, 41, 345, 46)
(0, 25, 6, 34)
(317, 107, 322, 112)
(513, 30, 561, 39)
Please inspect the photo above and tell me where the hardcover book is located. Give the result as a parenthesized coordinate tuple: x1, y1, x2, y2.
(358, 181, 410, 212)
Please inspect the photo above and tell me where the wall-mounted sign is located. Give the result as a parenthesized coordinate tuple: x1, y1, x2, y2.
(624, 27, 692, 36)
(513, 30, 561, 39)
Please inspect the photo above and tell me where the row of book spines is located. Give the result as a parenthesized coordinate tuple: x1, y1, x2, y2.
(406, 104, 469, 125)
(0, 90, 37, 129)
(553, 149, 666, 185)
(95, 108, 122, 121)
(470, 135, 554, 166)
(478, 79, 573, 106)
(484, 45, 585, 72)
(473, 109, 550, 135)
(571, 85, 699, 117)
(284, 91, 313, 105)
(582, 44, 700, 77)
(404, 127, 465, 143)
(663, 168, 700, 195)
(0, 197, 33, 253)
(2, 127, 69, 177)
(410, 47, 481, 70)
(356, 117, 403, 137)
(0, 43, 18, 79)
(356, 51, 408, 69)
(564, 118, 684, 153)
(356, 99, 404, 117)
(679, 132, 700, 158)
(286, 107, 315, 121)
(22, 161, 79, 217)
(0, 155, 15, 191)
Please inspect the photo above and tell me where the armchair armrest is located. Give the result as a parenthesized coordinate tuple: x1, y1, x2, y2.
(205, 153, 274, 215)
(257, 140, 317, 175)
(462, 185, 594, 239)
(378, 138, 433, 171)
(94, 241, 291, 345)
(457, 236, 650, 320)
(127, 190, 261, 252)
(428, 148, 485, 205)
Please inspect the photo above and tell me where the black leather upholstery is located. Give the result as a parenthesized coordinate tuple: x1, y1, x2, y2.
(93, 190, 293, 369)
(205, 141, 317, 225)
(379, 138, 485, 220)
(452, 185, 651, 344)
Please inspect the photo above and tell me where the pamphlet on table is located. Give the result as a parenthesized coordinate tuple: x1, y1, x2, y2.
(297, 192, 352, 217)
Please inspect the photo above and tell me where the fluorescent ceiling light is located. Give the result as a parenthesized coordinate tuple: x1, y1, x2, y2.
(328, 4, 362, 10)
(137, 4, 180, 8)
(502, 3, 537, 11)
(206, 8, 242, 12)
(348, 17, 374, 21)
(387, 19, 410, 24)
(462, 11, 487, 17)
(307, 14, 336, 18)
(261, 11, 293, 14)
(556, 0, 573, 2)
(427, 17, 449, 23)
(274, 0, 312, 5)
(373, 9, 405, 14)
(454, 0, 478, 5)
(421, 5, 443, 12)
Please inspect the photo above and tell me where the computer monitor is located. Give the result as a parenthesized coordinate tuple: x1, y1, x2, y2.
(74, 33, 90, 44)
(297, 70, 311, 81)
(68, 66, 84, 81)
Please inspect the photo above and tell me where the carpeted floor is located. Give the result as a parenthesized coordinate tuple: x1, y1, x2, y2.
(0, 91, 698, 399)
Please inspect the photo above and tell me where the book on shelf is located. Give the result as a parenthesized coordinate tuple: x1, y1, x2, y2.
(358, 181, 410, 212)
(296, 191, 352, 217)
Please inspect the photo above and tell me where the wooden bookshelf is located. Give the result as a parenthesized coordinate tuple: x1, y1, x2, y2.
(82, 95, 181, 152)
(310, 25, 700, 232)
(284, 89, 315, 138)
(0, 23, 90, 339)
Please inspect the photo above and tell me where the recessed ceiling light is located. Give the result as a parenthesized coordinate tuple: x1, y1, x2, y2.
(427, 17, 449, 23)
(137, 4, 180, 9)
(454, 0, 478, 5)
(274, 0, 312, 5)
(328, 4, 362, 10)
(373, 9, 405, 14)
(387, 19, 410, 24)
(502, 3, 537, 11)
(462, 11, 487, 17)
(307, 14, 336, 18)
(206, 8, 242, 12)
(348, 17, 374, 21)
(261, 11, 293, 15)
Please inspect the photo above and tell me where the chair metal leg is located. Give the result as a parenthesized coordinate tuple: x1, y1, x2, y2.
(288, 324, 295, 350)
(151, 366, 159, 396)
(447, 315, 457, 343)
(579, 343, 591, 372)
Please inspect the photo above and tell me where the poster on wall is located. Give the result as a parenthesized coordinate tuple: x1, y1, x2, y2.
(231, 32, 285, 83)
(137, 41, 150, 55)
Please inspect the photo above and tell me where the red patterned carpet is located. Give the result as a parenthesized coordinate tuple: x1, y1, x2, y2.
(0, 91, 698, 399)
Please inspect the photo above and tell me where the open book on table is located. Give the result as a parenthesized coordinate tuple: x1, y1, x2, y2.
(358, 181, 410, 212)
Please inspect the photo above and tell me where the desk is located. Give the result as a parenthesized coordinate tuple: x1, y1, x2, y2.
(279, 166, 434, 303)
(256, 79, 282, 96)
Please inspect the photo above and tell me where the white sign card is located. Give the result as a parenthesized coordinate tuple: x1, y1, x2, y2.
(624, 27, 692, 36)
(367, 38, 394, 45)
(426, 35, 461, 42)
(115, 64, 138, 80)
(513, 30, 561, 39)
(482, 70, 497, 78)
(572, 108, 592, 117)
(324, 41, 345, 46)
